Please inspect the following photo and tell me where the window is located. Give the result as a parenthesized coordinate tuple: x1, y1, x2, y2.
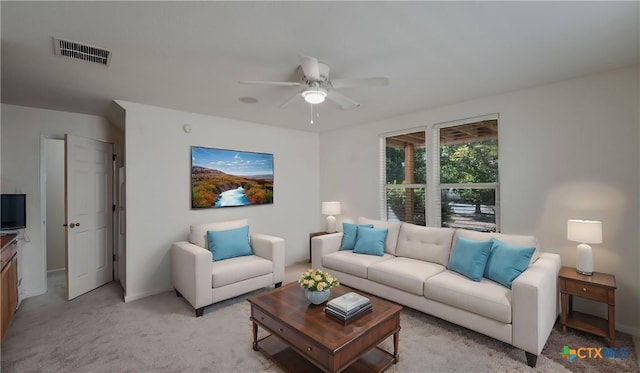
(383, 130, 426, 226)
(438, 119, 499, 232)
(381, 116, 499, 232)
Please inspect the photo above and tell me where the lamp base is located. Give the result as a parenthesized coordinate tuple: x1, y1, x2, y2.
(576, 269, 593, 276)
(325, 215, 337, 233)
(575, 243, 594, 276)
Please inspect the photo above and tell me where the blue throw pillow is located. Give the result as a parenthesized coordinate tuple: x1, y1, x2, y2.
(447, 237, 492, 282)
(484, 238, 535, 289)
(353, 226, 388, 256)
(206, 225, 253, 261)
(340, 222, 374, 250)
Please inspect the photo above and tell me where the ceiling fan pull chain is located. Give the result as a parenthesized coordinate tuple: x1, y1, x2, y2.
(310, 104, 314, 124)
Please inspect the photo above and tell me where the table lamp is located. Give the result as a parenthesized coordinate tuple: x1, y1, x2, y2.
(567, 219, 602, 276)
(322, 201, 341, 233)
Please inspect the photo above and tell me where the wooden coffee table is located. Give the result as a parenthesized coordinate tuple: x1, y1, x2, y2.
(248, 282, 402, 373)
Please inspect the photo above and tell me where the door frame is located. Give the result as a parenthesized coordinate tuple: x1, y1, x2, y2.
(38, 134, 117, 300)
(37, 134, 65, 297)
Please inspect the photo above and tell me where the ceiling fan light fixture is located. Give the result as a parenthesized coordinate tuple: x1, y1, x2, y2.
(302, 87, 327, 104)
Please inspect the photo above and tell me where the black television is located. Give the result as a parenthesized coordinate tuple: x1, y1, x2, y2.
(1, 194, 26, 230)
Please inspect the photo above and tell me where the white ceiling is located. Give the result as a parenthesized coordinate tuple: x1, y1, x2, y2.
(2, 1, 638, 132)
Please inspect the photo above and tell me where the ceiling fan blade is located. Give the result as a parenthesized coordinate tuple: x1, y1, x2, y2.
(279, 90, 303, 108)
(327, 90, 360, 110)
(238, 80, 302, 87)
(299, 55, 321, 81)
(330, 77, 390, 89)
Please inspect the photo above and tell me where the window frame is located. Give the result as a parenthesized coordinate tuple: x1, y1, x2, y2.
(380, 114, 500, 232)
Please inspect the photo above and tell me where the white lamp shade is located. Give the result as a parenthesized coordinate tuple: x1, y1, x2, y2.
(321, 201, 341, 215)
(567, 219, 602, 244)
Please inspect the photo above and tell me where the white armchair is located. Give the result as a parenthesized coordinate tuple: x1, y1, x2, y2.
(171, 219, 285, 317)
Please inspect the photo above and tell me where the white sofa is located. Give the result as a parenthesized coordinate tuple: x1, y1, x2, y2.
(171, 219, 285, 317)
(311, 217, 561, 367)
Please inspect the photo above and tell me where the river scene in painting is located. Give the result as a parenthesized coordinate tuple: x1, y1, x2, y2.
(191, 147, 273, 208)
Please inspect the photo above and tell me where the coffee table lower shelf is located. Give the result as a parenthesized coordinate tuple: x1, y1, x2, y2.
(254, 334, 396, 373)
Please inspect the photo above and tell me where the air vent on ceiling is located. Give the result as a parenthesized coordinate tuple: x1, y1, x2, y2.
(53, 37, 111, 66)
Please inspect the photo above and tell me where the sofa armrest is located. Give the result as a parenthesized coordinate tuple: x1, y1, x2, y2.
(311, 233, 343, 269)
(251, 233, 285, 284)
(171, 241, 213, 309)
(512, 252, 561, 355)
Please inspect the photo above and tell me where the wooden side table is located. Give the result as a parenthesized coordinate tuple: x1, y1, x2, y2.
(309, 231, 330, 263)
(559, 266, 616, 346)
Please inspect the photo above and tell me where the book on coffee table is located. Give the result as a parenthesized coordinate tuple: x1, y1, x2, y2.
(325, 302, 373, 322)
(326, 292, 370, 313)
(326, 299, 371, 317)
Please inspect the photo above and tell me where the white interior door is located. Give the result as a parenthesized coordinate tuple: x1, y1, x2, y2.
(65, 134, 114, 300)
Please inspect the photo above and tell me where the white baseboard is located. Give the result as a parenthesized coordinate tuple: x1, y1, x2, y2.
(123, 286, 172, 303)
(19, 287, 46, 305)
(46, 268, 65, 273)
(617, 322, 640, 338)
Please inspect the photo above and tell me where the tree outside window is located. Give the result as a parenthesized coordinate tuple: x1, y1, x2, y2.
(439, 120, 499, 232)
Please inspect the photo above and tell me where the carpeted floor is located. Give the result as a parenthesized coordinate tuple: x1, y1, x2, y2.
(1, 265, 637, 372)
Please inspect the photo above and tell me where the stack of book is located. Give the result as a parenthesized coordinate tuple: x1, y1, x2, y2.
(325, 292, 372, 322)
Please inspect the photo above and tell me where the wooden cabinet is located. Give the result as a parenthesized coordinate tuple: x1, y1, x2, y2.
(1, 234, 18, 341)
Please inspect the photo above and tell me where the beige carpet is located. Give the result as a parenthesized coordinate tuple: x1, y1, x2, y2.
(1, 267, 637, 372)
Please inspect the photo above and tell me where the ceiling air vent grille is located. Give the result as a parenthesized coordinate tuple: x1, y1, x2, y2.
(53, 37, 111, 66)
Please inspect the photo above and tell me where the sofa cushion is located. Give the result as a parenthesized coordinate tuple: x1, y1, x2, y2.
(322, 250, 394, 279)
(353, 227, 387, 256)
(447, 237, 492, 282)
(425, 270, 512, 324)
(207, 226, 253, 261)
(453, 229, 539, 264)
(357, 217, 402, 256)
(190, 218, 249, 249)
(396, 224, 455, 266)
(368, 257, 446, 295)
(211, 254, 272, 288)
(484, 238, 535, 289)
(340, 222, 374, 250)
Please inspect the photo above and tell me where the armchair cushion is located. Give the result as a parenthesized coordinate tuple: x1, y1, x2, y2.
(211, 255, 272, 287)
(207, 225, 253, 261)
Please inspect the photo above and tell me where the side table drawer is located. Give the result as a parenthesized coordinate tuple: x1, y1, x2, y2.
(252, 308, 330, 367)
(565, 281, 608, 301)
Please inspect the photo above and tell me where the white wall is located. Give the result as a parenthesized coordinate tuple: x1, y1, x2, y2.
(320, 66, 640, 334)
(45, 138, 65, 271)
(1, 104, 124, 299)
(118, 101, 320, 302)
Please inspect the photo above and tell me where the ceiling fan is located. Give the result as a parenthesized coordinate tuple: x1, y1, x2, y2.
(239, 55, 389, 110)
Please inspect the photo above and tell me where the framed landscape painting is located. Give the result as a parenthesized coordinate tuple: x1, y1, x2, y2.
(191, 146, 274, 209)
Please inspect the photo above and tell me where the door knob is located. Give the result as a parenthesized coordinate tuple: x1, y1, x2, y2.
(68, 222, 80, 228)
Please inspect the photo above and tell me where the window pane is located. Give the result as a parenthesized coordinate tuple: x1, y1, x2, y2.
(386, 186, 425, 226)
(441, 188, 496, 232)
(386, 132, 426, 184)
(440, 120, 498, 184)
